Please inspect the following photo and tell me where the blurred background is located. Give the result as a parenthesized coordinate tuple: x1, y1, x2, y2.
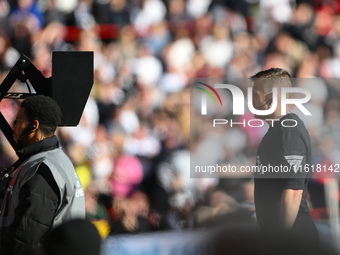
(0, 0, 340, 253)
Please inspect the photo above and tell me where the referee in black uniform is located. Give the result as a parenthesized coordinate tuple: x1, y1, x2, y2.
(251, 68, 318, 244)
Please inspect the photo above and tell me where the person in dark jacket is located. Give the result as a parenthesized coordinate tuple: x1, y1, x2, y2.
(0, 95, 85, 255)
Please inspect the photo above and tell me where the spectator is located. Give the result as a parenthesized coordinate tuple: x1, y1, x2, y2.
(41, 219, 102, 255)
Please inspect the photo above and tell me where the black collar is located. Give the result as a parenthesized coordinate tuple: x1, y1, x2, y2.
(269, 113, 297, 129)
(16, 135, 60, 162)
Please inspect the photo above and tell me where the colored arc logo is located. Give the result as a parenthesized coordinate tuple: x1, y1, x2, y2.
(196, 82, 222, 106)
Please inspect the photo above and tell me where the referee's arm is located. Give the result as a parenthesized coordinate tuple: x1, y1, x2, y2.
(279, 189, 303, 229)
(279, 128, 309, 230)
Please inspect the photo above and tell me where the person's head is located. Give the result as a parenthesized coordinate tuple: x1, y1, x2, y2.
(13, 95, 61, 149)
(250, 68, 292, 120)
(41, 219, 102, 255)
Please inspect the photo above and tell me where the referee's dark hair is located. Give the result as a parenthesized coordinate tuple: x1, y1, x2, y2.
(21, 95, 62, 136)
(250, 68, 292, 94)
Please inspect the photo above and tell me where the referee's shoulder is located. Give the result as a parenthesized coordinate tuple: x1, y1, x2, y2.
(280, 113, 309, 140)
(282, 113, 306, 129)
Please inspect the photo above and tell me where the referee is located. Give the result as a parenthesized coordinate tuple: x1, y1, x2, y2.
(251, 68, 318, 243)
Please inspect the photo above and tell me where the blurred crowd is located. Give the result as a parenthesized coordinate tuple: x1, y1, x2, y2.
(0, 0, 340, 240)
